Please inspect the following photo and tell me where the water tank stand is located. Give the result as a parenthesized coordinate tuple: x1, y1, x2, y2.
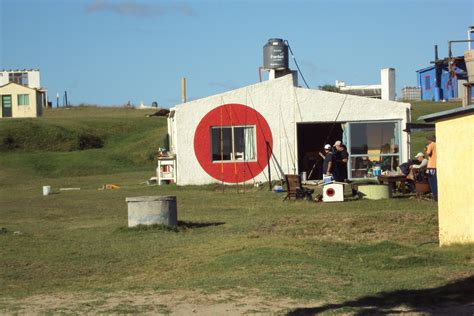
(462, 82, 474, 107)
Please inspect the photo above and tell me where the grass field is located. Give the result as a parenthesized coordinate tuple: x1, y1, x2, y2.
(0, 103, 472, 314)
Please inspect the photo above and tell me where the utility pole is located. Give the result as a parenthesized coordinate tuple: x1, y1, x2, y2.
(64, 91, 68, 107)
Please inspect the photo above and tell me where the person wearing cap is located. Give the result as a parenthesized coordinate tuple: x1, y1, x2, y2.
(405, 152, 429, 192)
(426, 135, 437, 201)
(319, 144, 334, 176)
(333, 140, 348, 182)
(411, 152, 428, 170)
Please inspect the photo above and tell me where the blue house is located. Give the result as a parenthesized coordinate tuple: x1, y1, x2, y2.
(416, 57, 469, 101)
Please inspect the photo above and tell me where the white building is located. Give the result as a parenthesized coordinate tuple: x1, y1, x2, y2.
(0, 69, 41, 89)
(336, 68, 396, 100)
(0, 69, 47, 110)
(168, 73, 411, 185)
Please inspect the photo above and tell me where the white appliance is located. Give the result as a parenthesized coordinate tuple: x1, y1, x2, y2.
(323, 183, 344, 202)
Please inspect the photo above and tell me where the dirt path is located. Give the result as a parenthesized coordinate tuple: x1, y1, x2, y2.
(0, 290, 318, 315)
(1, 290, 472, 315)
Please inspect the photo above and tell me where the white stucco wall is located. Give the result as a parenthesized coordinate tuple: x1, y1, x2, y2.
(171, 74, 410, 185)
(0, 70, 41, 88)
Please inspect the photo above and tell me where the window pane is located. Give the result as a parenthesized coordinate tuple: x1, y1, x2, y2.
(350, 122, 399, 155)
(425, 76, 431, 89)
(18, 94, 29, 106)
(233, 126, 256, 161)
(234, 127, 245, 160)
(211, 127, 232, 161)
(243, 126, 256, 160)
(2, 95, 12, 107)
(350, 155, 400, 178)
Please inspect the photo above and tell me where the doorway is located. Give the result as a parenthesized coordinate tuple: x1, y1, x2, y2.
(297, 122, 343, 180)
(2, 95, 12, 118)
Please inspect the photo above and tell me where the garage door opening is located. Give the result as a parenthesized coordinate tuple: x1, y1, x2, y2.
(297, 123, 343, 180)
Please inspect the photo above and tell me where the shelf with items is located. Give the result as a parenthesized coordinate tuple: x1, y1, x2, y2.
(157, 157, 176, 184)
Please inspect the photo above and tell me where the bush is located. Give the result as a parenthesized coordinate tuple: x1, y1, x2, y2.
(1, 135, 18, 150)
(77, 133, 104, 150)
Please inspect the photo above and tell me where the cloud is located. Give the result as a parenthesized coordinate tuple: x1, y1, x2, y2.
(85, 0, 196, 17)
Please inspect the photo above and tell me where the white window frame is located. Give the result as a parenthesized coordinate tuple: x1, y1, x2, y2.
(346, 120, 402, 179)
(210, 125, 257, 163)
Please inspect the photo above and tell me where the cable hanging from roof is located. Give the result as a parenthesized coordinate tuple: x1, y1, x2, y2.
(284, 40, 310, 89)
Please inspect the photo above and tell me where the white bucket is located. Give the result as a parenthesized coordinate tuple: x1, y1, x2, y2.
(42, 186, 51, 196)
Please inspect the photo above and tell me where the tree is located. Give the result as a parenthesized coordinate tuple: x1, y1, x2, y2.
(318, 84, 340, 93)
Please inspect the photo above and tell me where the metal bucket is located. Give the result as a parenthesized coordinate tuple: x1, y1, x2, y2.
(126, 196, 177, 227)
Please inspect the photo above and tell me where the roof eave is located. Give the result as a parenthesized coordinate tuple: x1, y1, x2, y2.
(418, 105, 474, 122)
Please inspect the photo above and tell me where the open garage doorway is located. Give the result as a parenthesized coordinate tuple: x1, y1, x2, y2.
(297, 122, 344, 180)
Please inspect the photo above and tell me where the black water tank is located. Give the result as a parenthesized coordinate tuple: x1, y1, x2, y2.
(263, 38, 289, 70)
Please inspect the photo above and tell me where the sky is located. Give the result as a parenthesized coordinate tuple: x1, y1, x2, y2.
(1, 0, 473, 107)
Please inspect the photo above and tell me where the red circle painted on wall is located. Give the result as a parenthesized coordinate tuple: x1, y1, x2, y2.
(194, 103, 273, 183)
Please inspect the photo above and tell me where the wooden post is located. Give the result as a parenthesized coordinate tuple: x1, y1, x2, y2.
(462, 83, 473, 107)
(266, 141, 272, 191)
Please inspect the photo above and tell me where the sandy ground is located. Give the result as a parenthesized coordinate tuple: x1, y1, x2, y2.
(0, 290, 317, 315)
(1, 290, 473, 315)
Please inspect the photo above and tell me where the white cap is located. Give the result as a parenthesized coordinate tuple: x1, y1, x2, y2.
(324, 144, 331, 150)
(415, 152, 424, 158)
(333, 140, 342, 147)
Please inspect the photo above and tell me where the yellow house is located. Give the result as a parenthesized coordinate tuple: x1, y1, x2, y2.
(0, 82, 44, 118)
(419, 105, 474, 246)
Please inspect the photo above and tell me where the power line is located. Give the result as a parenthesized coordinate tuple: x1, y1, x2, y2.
(285, 40, 310, 89)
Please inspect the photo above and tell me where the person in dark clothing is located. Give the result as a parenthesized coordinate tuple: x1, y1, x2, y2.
(319, 144, 334, 176)
(333, 140, 348, 182)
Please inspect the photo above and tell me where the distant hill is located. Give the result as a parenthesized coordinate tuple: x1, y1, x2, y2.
(0, 106, 167, 177)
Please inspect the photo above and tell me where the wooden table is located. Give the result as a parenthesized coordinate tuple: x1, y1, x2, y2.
(377, 174, 408, 193)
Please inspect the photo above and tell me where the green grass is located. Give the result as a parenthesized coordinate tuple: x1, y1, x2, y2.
(0, 104, 472, 314)
(0, 106, 167, 177)
(409, 101, 462, 155)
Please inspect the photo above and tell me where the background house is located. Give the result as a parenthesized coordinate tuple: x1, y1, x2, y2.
(416, 58, 469, 101)
(168, 74, 411, 185)
(0, 69, 47, 110)
(0, 82, 44, 118)
(401, 86, 422, 101)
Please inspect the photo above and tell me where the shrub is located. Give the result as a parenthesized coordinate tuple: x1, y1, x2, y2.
(77, 133, 104, 150)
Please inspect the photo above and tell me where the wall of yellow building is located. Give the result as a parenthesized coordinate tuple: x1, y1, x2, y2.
(437, 114, 474, 246)
(0, 83, 40, 118)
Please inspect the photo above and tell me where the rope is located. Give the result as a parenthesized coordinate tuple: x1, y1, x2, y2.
(322, 94, 348, 146)
(220, 100, 225, 190)
(246, 89, 270, 183)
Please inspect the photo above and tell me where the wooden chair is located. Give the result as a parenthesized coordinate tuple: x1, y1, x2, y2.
(283, 174, 314, 201)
